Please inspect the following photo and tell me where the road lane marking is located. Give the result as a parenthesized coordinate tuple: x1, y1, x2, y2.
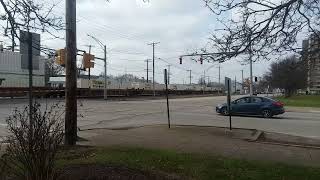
(0, 123, 7, 127)
(310, 110, 320, 113)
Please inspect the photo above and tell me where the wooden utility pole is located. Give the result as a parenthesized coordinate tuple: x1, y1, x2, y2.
(65, 0, 77, 145)
(145, 59, 151, 82)
(148, 42, 160, 96)
(27, 32, 33, 125)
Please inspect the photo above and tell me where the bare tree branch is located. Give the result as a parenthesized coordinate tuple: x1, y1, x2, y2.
(0, 0, 64, 51)
(202, 0, 320, 62)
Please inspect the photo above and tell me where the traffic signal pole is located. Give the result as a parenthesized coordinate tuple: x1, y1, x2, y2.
(65, 0, 77, 145)
(249, 53, 253, 96)
(104, 45, 108, 100)
(87, 34, 108, 100)
(86, 45, 93, 92)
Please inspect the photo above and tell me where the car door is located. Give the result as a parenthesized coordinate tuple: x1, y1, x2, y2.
(248, 97, 264, 114)
(232, 97, 251, 114)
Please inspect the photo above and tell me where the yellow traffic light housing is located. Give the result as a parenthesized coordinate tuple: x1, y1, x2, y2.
(55, 48, 66, 66)
(83, 53, 95, 69)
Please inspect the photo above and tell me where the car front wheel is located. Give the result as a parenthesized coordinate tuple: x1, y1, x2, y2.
(221, 107, 229, 116)
(262, 109, 273, 118)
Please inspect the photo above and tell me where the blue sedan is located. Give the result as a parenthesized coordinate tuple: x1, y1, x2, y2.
(216, 96, 285, 118)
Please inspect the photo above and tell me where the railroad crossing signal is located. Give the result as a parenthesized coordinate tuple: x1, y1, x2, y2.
(83, 53, 95, 69)
(55, 48, 66, 66)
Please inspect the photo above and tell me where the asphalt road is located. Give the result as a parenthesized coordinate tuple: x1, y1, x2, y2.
(1, 96, 320, 139)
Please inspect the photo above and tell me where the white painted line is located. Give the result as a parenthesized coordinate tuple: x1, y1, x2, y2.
(310, 111, 320, 113)
(0, 123, 7, 127)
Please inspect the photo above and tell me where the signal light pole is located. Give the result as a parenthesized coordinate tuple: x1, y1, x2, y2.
(87, 34, 108, 100)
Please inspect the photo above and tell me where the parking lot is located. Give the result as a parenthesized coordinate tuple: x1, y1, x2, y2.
(1, 96, 320, 139)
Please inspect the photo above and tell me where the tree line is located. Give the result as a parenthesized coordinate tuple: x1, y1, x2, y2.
(258, 56, 308, 97)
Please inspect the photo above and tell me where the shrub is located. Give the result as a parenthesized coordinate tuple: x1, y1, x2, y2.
(0, 103, 64, 180)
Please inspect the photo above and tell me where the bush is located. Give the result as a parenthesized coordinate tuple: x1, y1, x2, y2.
(0, 103, 64, 180)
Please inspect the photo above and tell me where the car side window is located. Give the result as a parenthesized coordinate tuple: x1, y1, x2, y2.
(236, 98, 250, 104)
(251, 97, 262, 103)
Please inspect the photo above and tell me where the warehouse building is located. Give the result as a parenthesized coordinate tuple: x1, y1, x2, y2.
(0, 47, 45, 87)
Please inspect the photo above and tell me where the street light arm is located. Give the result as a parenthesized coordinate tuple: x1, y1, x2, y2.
(87, 34, 104, 49)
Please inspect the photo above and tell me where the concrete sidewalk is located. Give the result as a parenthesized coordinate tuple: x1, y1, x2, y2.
(78, 125, 320, 167)
(286, 106, 320, 113)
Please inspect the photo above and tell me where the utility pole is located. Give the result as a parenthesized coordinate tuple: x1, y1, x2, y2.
(167, 65, 171, 85)
(187, 70, 192, 85)
(65, 0, 77, 145)
(148, 42, 160, 96)
(27, 32, 33, 123)
(218, 64, 221, 84)
(234, 76, 237, 94)
(249, 53, 253, 96)
(145, 59, 151, 83)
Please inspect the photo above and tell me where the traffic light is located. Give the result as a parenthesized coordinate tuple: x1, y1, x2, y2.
(200, 56, 203, 64)
(83, 53, 95, 69)
(255, 77, 258, 82)
(179, 56, 182, 64)
(55, 48, 66, 66)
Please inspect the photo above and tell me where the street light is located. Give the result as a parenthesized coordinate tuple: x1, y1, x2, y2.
(87, 34, 108, 100)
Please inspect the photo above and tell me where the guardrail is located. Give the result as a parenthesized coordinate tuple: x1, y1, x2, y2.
(0, 87, 222, 98)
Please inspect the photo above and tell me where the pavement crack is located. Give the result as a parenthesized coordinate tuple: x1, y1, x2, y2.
(78, 110, 165, 128)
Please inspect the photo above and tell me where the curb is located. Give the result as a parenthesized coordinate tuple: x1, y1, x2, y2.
(259, 131, 320, 147)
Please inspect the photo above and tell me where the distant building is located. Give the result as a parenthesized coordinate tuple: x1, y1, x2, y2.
(0, 49, 45, 87)
(302, 34, 320, 94)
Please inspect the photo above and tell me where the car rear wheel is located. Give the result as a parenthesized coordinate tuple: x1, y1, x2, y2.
(221, 107, 229, 116)
(262, 109, 273, 118)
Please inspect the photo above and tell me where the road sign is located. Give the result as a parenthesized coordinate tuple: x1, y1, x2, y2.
(20, 30, 40, 70)
(164, 69, 171, 129)
(225, 77, 232, 130)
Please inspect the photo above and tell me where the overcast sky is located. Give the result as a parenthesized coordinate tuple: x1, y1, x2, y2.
(3, 0, 279, 84)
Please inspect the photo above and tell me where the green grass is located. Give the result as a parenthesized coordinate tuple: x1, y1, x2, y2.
(276, 95, 320, 107)
(57, 146, 320, 180)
